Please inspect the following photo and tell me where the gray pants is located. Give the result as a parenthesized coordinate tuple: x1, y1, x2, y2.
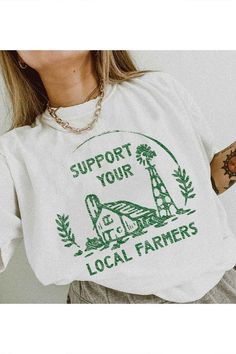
(67, 267, 236, 304)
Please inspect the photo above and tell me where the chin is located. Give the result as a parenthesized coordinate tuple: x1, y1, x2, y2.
(17, 50, 90, 70)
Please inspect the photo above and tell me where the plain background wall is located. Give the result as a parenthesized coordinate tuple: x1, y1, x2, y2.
(0, 51, 235, 303)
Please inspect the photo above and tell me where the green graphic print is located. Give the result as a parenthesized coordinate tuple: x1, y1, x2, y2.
(55, 132, 196, 259)
(55, 214, 83, 256)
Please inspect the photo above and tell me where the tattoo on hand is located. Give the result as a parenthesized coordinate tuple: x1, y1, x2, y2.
(221, 148, 236, 178)
(211, 142, 236, 194)
(211, 175, 219, 194)
(224, 179, 236, 191)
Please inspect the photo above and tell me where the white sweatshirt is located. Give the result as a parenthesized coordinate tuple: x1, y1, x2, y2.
(0, 71, 235, 303)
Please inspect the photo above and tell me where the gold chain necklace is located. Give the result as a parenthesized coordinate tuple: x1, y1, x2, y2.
(46, 79, 105, 134)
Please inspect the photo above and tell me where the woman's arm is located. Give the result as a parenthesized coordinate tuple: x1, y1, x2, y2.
(210, 141, 236, 194)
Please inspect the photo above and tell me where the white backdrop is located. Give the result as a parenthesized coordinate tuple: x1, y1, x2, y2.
(0, 51, 235, 303)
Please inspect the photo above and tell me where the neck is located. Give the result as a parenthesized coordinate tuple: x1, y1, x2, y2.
(39, 52, 98, 108)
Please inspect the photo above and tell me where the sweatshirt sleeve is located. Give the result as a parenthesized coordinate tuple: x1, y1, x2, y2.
(0, 150, 23, 273)
(168, 74, 221, 162)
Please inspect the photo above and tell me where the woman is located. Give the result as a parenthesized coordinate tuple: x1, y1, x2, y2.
(0, 50, 235, 304)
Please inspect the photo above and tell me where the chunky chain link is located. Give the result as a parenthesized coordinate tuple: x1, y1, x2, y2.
(47, 79, 105, 134)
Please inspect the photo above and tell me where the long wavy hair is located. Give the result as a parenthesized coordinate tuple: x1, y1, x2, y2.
(0, 51, 147, 130)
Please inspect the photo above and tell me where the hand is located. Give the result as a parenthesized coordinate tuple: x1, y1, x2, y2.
(210, 141, 236, 194)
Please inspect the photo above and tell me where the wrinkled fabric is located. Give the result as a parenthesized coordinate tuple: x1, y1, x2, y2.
(67, 267, 236, 304)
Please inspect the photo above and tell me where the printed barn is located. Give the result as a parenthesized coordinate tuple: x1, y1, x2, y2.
(85, 194, 158, 245)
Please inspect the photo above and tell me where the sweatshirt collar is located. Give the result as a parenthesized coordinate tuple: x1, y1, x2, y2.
(40, 82, 116, 132)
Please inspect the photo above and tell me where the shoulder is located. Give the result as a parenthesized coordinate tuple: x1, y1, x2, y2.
(122, 70, 188, 99)
(118, 70, 195, 113)
(135, 71, 197, 108)
(129, 70, 177, 87)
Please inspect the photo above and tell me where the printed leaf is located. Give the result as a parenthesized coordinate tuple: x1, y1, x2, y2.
(55, 214, 83, 257)
(74, 250, 83, 257)
(176, 178, 183, 183)
(180, 184, 187, 191)
(181, 191, 188, 197)
(59, 232, 67, 238)
(172, 165, 196, 205)
(57, 227, 64, 232)
(56, 219, 62, 227)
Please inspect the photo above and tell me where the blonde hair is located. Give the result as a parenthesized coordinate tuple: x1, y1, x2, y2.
(0, 51, 148, 130)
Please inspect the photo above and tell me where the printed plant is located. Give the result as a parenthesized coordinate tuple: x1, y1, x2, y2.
(85, 235, 130, 253)
(55, 214, 83, 257)
(85, 236, 105, 251)
(172, 166, 196, 205)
